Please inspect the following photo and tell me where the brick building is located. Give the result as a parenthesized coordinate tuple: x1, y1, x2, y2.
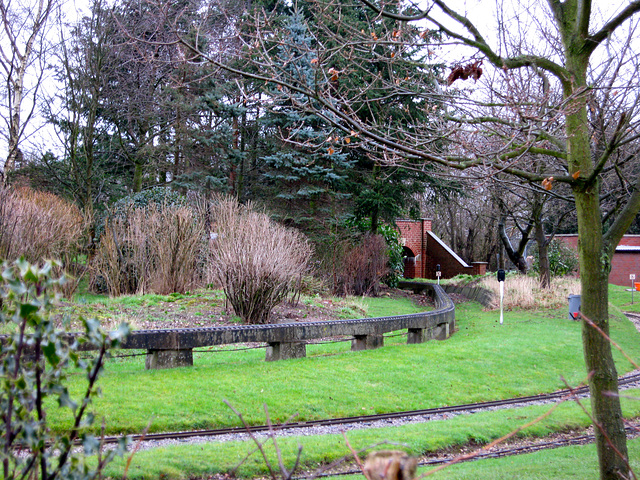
(555, 234, 640, 286)
(396, 219, 487, 280)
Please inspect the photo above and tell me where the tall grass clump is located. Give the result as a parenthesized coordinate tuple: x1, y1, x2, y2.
(0, 186, 84, 263)
(209, 197, 311, 324)
(91, 203, 206, 296)
(480, 274, 581, 310)
(0, 187, 84, 296)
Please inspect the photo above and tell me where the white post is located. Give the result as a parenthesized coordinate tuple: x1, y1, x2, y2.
(499, 280, 504, 325)
(497, 269, 505, 325)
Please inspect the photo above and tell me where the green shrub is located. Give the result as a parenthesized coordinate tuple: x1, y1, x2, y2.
(0, 259, 129, 479)
(530, 239, 579, 277)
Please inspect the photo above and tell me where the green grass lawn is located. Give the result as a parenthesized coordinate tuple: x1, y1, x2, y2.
(48, 298, 640, 437)
(416, 437, 640, 480)
(609, 283, 640, 313)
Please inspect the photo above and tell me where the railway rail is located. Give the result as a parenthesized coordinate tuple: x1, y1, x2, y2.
(97, 370, 640, 446)
(301, 423, 640, 478)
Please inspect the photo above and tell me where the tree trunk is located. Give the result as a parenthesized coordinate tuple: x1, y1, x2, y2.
(133, 162, 143, 192)
(566, 52, 629, 478)
(532, 193, 551, 289)
(498, 217, 528, 273)
(534, 221, 550, 289)
(574, 189, 628, 479)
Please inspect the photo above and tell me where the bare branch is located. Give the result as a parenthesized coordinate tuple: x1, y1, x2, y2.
(585, 1, 640, 56)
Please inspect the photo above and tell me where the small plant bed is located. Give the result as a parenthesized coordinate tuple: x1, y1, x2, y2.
(50, 286, 434, 332)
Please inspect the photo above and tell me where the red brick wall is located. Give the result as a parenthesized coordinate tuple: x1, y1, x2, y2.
(472, 262, 487, 275)
(397, 219, 431, 278)
(555, 234, 579, 249)
(555, 234, 640, 286)
(396, 219, 487, 280)
(619, 236, 640, 246)
(609, 252, 640, 286)
(427, 240, 465, 278)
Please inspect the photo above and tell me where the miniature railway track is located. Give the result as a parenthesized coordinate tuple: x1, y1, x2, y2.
(302, 423, 640, 478)
(98, 371, 640, 446)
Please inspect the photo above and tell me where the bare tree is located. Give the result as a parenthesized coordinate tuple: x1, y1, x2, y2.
(0, 0, 56, 184)
(355, 4, 640, 477)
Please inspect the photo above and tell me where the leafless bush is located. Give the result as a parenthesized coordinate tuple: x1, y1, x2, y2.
(91, 204, 206, 296)
(0, 187, 84, 263)
(332, 234, 389, 297)
(209, 197, 312, 324)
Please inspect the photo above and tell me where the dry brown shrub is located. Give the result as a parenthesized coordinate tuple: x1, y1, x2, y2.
(0, 187, 84, 263)
(480, 274, 581, 310)
(91, 204, 206, 296)
(332, 234, 389, 296)
(208, 197, 312, 324)
(0, 187, 85, 296)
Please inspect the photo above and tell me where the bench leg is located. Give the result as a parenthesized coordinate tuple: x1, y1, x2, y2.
(407, 328, 427, 344)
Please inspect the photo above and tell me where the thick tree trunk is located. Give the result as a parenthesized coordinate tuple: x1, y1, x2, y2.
(566, 52, 629, 477)
(574, 190, 629, 479)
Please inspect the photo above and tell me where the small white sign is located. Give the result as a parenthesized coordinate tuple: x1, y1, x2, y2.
(436, 271, 441, 278)
(631, 274, 636, 280)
